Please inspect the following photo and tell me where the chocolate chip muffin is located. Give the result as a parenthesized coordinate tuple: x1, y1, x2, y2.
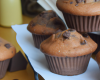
(27, 10, 66, 48)
(40, 29, 97, 76)
(56, 0, 100, 33)
(0, 37, 16, 79)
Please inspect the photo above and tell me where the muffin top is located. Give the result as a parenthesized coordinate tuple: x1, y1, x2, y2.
(96, 51, 100, 66)
(56, 0, 100, 16)
(27, 10, 66, 35)
(40, 29, 97, 57)
(0, 37, 16, 61)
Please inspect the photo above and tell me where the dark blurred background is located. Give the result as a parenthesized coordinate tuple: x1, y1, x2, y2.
(21, 0, 45, 18)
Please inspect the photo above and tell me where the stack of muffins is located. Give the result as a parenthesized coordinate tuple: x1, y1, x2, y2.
(56, 0, 100, 54)
(27, 0, 99, 76)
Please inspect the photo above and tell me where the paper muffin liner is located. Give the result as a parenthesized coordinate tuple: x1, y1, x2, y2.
(32, 33, 50, 48)
(45, 53, 92, 76)
(63, 13, 100, 33)
(0, 59, 10, 79)
(88, 33, 100, 54)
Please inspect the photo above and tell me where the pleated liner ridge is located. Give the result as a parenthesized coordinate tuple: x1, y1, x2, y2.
(63, 13, 100, 33)
(32, 33, 50, 48)
(0, 59, 10, 79)
(45, 53, 92, 76)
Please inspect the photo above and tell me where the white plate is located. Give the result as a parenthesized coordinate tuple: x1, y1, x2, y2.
(12, 24, 100, 80)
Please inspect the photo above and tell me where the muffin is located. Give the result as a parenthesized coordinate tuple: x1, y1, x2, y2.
(40, 29, 97, 75)
(56, 0, 100, 33)
(27, 10, 66, 48)
(0, 37, 16, 79)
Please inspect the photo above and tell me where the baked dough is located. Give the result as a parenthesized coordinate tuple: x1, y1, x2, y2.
(27, 10, 66, 35)
(0, 37, 16, 61)
(56, 0, 100, 16)
(40, 29, 97, 57)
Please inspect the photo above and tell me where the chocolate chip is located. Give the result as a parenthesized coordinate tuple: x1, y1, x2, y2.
(29, 20, 36, 27)
(37, 11, 59, 25)
(68, 29, 76, 32)
(63, 31, 70, 39)
(70, 2, 73, 4)
(13, 79, 18, 80)
(55, 29, 62, 34)
(52, 19, 64, 28)
(4, 43, 11, 49)
(81, 40, 87, 45)
(39, 13, 43, 17)
(39, 12, 48, 17)
(31, 23, 36, 27)
(82, 33, 88, 38)
(39, 12, 52, 20)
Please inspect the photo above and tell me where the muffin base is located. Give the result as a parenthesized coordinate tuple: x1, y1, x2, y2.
(63, 13, 100, 33)
(0, 59, 10, 79)
(32, 33, 50, 48)
(45, 53, 92, 76)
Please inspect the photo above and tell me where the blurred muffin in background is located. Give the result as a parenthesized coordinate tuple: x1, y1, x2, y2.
(27, 10, 67, 48)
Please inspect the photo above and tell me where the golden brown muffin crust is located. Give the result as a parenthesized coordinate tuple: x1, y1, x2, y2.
(40, 29, 97, 57)
(0, 37, 16, 61)
(56, 0, 100, 16)
(27, 10, 66, 35)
